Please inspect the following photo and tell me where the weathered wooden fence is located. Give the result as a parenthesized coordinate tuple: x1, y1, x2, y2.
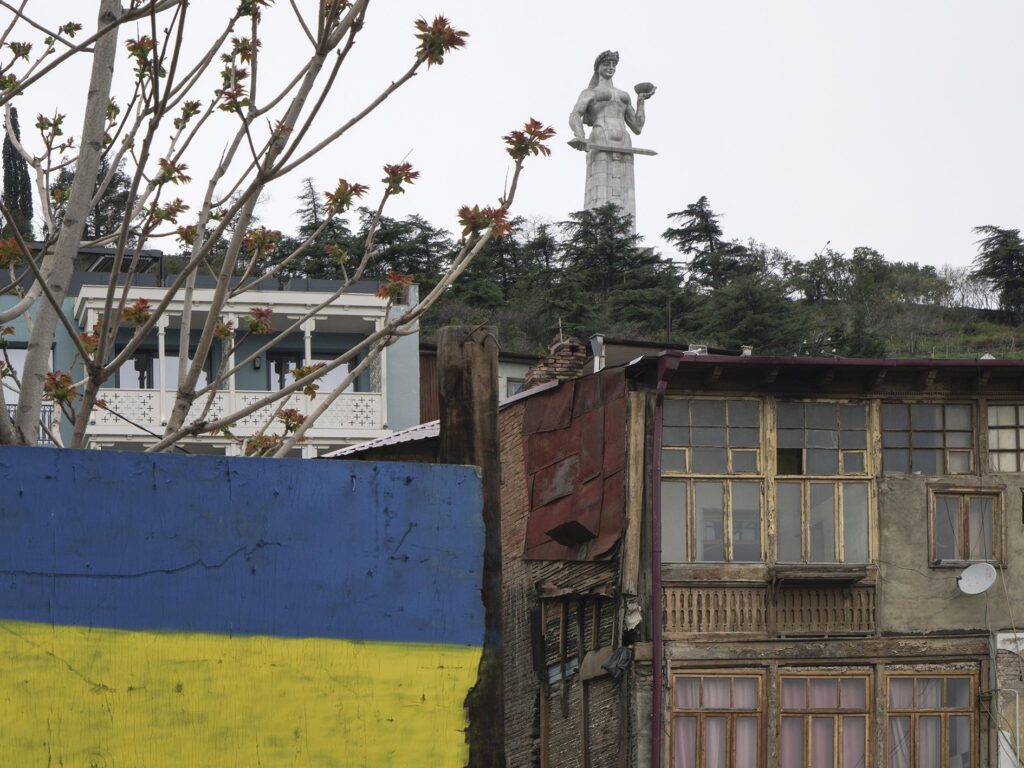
(0, 446, 484, 766)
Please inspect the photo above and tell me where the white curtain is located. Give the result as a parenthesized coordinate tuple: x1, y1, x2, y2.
(917, 717, 940, 768)
(781, 717, 804, 768)
(888, 717, 911, 768)
(735, 717, 758, 766)
(673, 717, 696, 768)
(704, 717, 726, 768)
(811, 717, 834, 767)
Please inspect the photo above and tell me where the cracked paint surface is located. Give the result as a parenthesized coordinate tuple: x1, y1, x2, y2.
(0, 447, 485, 765)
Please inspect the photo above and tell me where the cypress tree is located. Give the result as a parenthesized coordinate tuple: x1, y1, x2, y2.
(2, 107, 34, 240)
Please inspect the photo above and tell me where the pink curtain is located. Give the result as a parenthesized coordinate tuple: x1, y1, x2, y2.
(704, 717, 727, 768)
(780, 717, 804, 768)
(840, 678, 866, 709)
(917, 716, 940, 768)
(889, 679, 913, 709)
(704, 678, 731, 708)
(917, 679, 942, 709)
(783, 679, 807, 709)
(673, 717, 696, 768)
(811, 717, 834, 766)
(810, 679, 838, 709)
(735, 717, 758, 766)
(888, 717, 911, 768)
(734, 678, 758, 709)
(675, 677, 699, 709)
(843, 716, 866, 768)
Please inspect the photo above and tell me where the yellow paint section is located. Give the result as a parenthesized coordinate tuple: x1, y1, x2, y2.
(0, 620, 480, 767)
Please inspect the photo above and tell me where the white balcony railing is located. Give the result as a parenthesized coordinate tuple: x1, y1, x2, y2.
(89, 389, 384, 441)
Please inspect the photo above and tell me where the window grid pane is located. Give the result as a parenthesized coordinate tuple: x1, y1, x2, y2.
(882, 402, 975, 475)
(775, 401, 868, 478)
(987, 403, 1024, 474)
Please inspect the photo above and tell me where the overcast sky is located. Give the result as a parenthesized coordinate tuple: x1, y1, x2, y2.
(7, 1, 1024, 267)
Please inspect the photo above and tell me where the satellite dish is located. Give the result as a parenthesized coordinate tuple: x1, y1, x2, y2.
(957, 562, 997, 595)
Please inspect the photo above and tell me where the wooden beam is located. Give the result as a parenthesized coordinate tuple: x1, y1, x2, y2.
(621, 392, 647, 598)
(437, 325, 504, 768)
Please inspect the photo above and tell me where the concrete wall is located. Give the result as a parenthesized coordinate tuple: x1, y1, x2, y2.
(0, 446, 484, 765)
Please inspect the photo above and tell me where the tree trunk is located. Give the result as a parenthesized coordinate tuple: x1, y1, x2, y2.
(15, 0, 121, 443)
(437, 325, 505, 768)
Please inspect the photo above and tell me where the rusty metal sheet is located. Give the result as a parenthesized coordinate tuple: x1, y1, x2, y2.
(522, 380, 575, 435)
(572, 372, 602, 417)
(602, 395, 627, 476)
(591, 470, 625, 559)
(526, 419, 582, 475)
(577, 408, 605, 482)
(531, 455, 579, 509)
(524, 495, 573, 555)
(600, 367, 626, 402)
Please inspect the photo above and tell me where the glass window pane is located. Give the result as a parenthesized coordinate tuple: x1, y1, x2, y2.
(839, 429, 867, 449)
(843, 483, 870, 563)
(989, 405, 1017, 427)
(946, 678, 970, 709)
(917, 678, 943, 708)
(934, 497, 961, 560)
(806, 449, 839, 476)
(913, 431, 943, 448)
(883, 403, 909, 430)
(691, 427, 726, 447)
(884, 449, 910, 474)
(695, 482, 724, 562)
(840, 678, 866, 709)
(993, 452, 1020, 472)
(735, 717, 758, 767)
(949, 715, 971, 768)
(692, 448, 728, 474)
(810, 717, 834, 766)
(674, 676, 699, 709)
(946, 431, 973, 448)
(703, 678, 730, 708)
(733, 678, 758, 709)
(731, 482, 762, 562)
(989, 428, 1016, 450)
(806, 402, 838, 429)
(662, 449, 687, 473)
(840, 404, 866, 429)
(664, 399, 690, 427)
(780, 717, 804, 768)
(673, 717, 696, 768)
(809, 678, 838, 708)
(728, 400, 759, 427)
(731, 449, 758, 473)
(782, 678, 807, 709)
(968, 497, 994, 560)
(807, 429, 839, 449)
(778, 428, 805, 449)
(911, 449, 942, 475)
(661, 481, 688, 563)
(778, 402, 804, 429)
(842, 716, 866, 768)
(883, 431, 910, 448)
(888, 716, 912, 768)
(809, 484, 836, 562)
(945, 404, 972, 431)
(777, 448, 803, 476)
(918, 715, 941, 768)
(889, 678, 914, 708)
(663, 426, 691, 447)
(842, 451, 866, 474)
(691, 399, 726, 426)
(728, 427, 759, 448)
(703, 717, 727, 768)
(911, 404, 942, 430)
(777, 484, 803, 562)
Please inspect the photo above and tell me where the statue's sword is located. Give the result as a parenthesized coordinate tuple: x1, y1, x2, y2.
(568, 139, 657, 156)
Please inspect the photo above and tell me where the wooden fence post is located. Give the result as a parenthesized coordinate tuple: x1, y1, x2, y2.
(438, 325, 504, 768)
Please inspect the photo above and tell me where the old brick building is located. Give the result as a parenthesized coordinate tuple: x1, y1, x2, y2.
(333, 347, 1024, 767)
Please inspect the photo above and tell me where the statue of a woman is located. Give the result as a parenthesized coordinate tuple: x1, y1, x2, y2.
(569, 51, 656, 229)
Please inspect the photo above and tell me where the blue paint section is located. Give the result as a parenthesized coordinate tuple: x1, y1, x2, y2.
(0, 447, 484, 646)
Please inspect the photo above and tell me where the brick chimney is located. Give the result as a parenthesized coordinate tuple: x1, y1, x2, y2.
(523, 336, 588, 390)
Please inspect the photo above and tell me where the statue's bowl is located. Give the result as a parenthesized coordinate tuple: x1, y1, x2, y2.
(634, 82, 656, 98)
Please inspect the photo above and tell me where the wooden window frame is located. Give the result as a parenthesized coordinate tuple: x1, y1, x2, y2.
(775, 479, 873, 564)
(662, 396, 763, 476)
(881, 401, 976, 476)
(662, 478, 766, 563)
(927, 487, 1004, 567)
(987, 402, 1024, 473)
(777, 670, 873, 768)
(671, 670, 766, 768)
(775, 399, 870, 478)
(884, 673, 977, 768)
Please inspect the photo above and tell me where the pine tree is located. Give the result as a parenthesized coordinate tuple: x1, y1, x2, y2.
(663, 196, 759, 290)
(51, 158, 131, 241)
(2, 107, 34, 239)
(971, 225, 1024, 324)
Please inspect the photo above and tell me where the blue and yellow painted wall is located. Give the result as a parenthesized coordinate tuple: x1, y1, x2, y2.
(0, 447, 484, 765)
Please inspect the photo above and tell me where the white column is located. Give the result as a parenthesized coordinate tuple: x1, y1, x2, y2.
(376, 316, 387, 428)
(224, 313, 237, 415)
(302, 318, 314, 366)
(156, 315, 169, 424)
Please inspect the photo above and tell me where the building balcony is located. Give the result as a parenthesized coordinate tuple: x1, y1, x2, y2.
(86, 388, 386, 450)
(4, 403, 55, 446)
